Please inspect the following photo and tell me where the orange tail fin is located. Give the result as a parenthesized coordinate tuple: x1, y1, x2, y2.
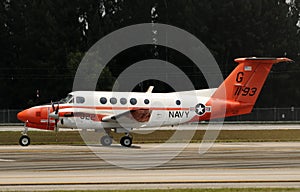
(210, 57, 292, 117)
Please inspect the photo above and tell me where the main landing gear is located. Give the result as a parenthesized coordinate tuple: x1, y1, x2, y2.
(120, 134, 132, 147)
(19, 126, 30, 147)
(100, 135, 113, 146)
(100, 131, 133, 147)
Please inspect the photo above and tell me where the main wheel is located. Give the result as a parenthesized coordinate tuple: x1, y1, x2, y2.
(100, 135, 112, 146)
(120, 136, 132, 147)
(19, 135, 30, 147)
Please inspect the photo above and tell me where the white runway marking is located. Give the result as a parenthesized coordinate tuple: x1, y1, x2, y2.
(0, 159, 15, 162)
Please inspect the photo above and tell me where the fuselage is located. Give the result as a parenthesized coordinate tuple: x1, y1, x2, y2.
(17, 89, 220, 130)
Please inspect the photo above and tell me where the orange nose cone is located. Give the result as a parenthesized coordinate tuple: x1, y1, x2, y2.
(17, 110, 27, 122)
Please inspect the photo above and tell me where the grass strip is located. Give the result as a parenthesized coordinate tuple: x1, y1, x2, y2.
(1, 130, 300, 145)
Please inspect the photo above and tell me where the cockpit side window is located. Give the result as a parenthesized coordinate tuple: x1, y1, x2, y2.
(76, 96, 85, 104)
(60, 94, 73, 104)
(69, 98, 74, 103)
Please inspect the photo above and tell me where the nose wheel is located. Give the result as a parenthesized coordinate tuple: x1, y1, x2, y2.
(19, 135, 30, 146)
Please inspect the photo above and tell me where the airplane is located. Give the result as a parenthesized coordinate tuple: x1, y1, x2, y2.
(17, 57, 292, 147)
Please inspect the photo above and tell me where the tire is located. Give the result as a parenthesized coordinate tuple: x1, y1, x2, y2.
(19, 135, 30, 147)
(100, 135, 112, 146)
(120, 136, 132, 147)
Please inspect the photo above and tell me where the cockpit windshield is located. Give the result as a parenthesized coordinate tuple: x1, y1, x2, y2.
(59, 94, 74, 104)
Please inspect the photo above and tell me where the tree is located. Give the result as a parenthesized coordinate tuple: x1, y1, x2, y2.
(0, 0, 299, 109)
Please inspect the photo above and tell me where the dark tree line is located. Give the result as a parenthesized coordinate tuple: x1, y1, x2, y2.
(0, 0, 299, 109)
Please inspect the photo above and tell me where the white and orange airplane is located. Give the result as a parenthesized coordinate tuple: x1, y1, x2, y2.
(17, 57, 292, 147)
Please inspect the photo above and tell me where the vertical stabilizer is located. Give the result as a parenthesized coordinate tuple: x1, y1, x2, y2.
(209, 57, 292, 117)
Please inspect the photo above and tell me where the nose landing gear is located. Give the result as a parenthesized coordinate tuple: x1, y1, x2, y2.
(19, 135, 30, 146)
(100, 135, 113, 146)
(19, 125, 30, 147)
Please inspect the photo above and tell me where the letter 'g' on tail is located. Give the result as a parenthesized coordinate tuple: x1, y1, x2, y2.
(210, 57, 292, 117)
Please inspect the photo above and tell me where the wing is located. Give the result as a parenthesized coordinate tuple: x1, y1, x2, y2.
(102, 108, 152, 123)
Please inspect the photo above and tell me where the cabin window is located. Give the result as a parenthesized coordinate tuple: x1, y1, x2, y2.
(120, 98, 127, 105)
(110, 97, 117, 105)
(176, 100, 181, 105)
(130, 98, 137, 105)
(144, 99, 150, 104)
(100, 97, 107, 104)
(76, 96, 85, 104)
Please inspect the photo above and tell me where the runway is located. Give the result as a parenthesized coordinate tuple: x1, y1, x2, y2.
(1, 142, 300, 191)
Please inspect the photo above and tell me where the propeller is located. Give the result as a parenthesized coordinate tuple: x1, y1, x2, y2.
(49, 102, 59, 119)
(54, 103, 59, 132)
(49, 101, 60, 132)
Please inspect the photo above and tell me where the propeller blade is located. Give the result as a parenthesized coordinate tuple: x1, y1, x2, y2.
(47, 107, 50, 129)
(51, 101, 55, 112)
(54, 119, 59, 132)
(55, 104, 59, 114)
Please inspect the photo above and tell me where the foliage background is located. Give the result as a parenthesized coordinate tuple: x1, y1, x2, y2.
(0, 0, 299, 109)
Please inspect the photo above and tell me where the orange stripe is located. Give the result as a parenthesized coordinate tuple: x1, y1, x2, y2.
(58, 106, 190, 111)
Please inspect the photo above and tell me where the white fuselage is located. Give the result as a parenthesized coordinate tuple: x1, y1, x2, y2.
(54, 89, 216, 130)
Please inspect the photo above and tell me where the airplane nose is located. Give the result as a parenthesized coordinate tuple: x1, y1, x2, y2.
(17, 110, 28, 122)
(17, 107, 47, 123)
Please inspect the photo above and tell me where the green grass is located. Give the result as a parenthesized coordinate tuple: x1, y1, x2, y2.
(1, 130, 300, 145)
(17, 188, 300, 192)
